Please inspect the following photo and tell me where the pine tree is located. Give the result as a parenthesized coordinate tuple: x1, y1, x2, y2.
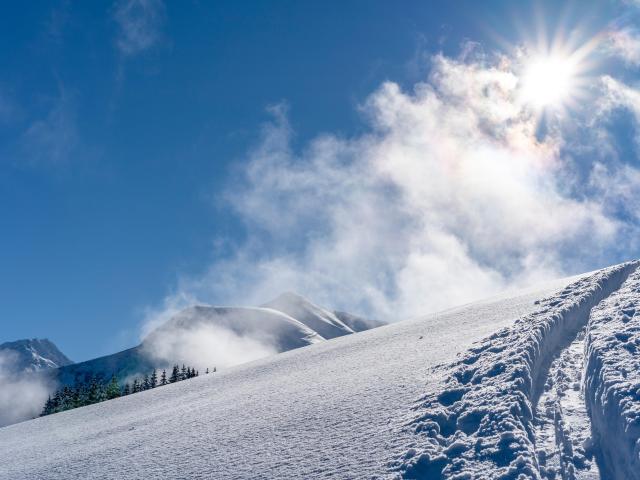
(106, 375, 121, 400)
(142, 374, 150, 390)
(205, 368, 209, 375)
(59, 386, 73, 411)
(132, 378, 140, 393)
(41, 396, 54, 416)
(160, 369, 167, 386)
(71, 386, 82, 408)
(180, 364, 187, 381)
(87, 377, 101, 404)
(150, 369, 158, 389)
(122, 383, 131, 396)
(52, 390, 62, 413)
(170, 365, 179, 383)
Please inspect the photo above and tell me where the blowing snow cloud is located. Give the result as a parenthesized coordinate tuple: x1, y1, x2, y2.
(156, 45, 639, 324)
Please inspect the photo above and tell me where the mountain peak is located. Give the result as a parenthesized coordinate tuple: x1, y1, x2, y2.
(264, 292, 356, 339)
(0, 338, 73, 373)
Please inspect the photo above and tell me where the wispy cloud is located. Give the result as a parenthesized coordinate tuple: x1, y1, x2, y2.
(113, 0, 165, 57)
(606, 28, 640, 66)
(18, 91, 78, 167)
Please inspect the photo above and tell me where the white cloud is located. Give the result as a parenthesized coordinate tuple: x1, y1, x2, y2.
(606, 28, 640, 66)
(139, 297, 278, 371)
(0, 351, 54, 427)
(154, 52, 636, 324)
(113, 0, 165, 56)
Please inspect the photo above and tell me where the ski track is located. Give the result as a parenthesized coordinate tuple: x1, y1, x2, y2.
(393, 261, 639, 479)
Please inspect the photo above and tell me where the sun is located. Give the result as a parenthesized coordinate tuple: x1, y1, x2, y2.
(520, 54, 578, 108)
(503, 15, 604, 115)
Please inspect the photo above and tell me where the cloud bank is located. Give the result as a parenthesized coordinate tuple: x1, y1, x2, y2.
(156, 48, 638, 324)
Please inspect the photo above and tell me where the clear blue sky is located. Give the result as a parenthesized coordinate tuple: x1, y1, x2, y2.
(1, 0, 637, 361)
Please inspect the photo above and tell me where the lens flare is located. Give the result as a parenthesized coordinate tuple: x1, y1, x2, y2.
(521, 55, 577, 108)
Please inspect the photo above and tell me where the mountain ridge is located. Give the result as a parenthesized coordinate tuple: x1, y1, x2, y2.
(0, 338, 73, 374)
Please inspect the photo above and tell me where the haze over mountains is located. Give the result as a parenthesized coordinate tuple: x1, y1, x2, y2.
(0, 293, 379, 426)
(52, 292, 378, 387)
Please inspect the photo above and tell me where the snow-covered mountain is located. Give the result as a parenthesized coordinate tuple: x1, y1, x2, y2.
(263, 292, 357, 338)
(51, 293, 377, 387)
(5, 266, 640, 479)
(0, 339, 73, 373)
(146, 304, 324, 351)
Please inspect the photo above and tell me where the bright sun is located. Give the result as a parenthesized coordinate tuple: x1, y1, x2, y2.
(521, 55, 577, 108)
(511, 21, 601, 114)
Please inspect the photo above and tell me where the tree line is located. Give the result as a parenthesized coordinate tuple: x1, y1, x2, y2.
(41, 364, 217, 416)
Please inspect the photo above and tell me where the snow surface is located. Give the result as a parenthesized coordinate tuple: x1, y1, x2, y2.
(0, 276, 579, 479)
(394, 261, 639, 479)
(585, 267, 640, 480)
(146, 304, 325, 351)
(263, 292, 356, 339)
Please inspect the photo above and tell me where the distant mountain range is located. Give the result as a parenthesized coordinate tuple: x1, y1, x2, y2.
(6, 293, 382, 388)
(0, 338, 73, 373)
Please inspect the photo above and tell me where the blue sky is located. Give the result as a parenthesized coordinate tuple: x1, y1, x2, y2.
(2, 0, 640, 362)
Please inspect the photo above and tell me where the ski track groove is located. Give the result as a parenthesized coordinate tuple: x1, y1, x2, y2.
(393, 261, 639, 479)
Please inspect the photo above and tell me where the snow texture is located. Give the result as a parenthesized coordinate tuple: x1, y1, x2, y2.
(394, 261, 639, 479)
(0, 277, 576, 479)
(584, 267, 640, 480)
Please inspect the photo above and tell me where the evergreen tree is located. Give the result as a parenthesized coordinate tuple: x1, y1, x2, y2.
(205, 368, 209, 375)
(106, 375, 121, 400)
(71, 386, 82, 409)
(160, 369, 167, 386)
(150, 369, 158, 388)
(169, 365, 179, 383)
(132, 378, 140, 393)
(122, 383, 131, 396)
(87, 377, 102, 405)
(180, 364, 187, 381)
(41, 396, 54, 416)
(59, 386, 73, 411)
(52, 390, 62, 413)
(143, 374, 150, 391)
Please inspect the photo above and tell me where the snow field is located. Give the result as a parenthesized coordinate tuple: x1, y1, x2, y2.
(0, 278, 577, 479)
(394, 261, 639, 479)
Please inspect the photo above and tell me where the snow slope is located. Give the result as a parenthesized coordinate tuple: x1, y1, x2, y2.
(395, 261, 639, 479)
(585, 267, 640, 480)
(0, 275, 580, 479)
